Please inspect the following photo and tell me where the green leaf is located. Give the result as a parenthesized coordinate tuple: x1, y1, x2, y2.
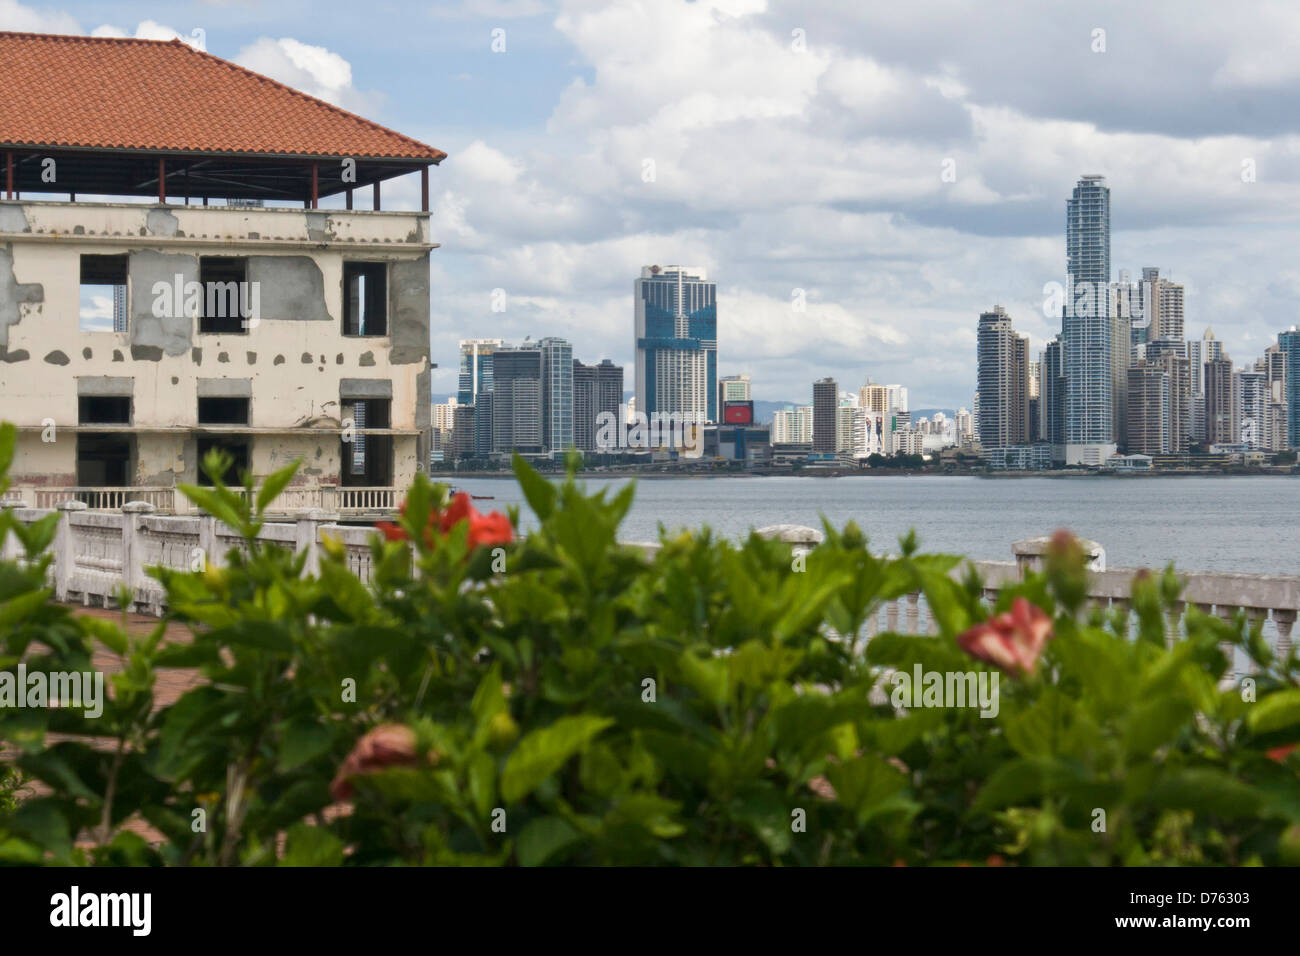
(0, 422, 15, 486)
(1146, 769, 1264, 819)
(280, 823, 344, 866)
(276, 720, 334, 773)
(10, 799, 73, 862)
(512, 453, 557, 520)
(501, 715, 613, 803)
(255, 461, 301, 516)
(825, 755, 908, 821)
(177, 483, 245, 531)
(516, 815, 581, 866)
(1249, 689, 1300, 735)
(1124, 694, 1192, 757)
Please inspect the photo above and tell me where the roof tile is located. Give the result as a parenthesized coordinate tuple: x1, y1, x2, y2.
(0, 31, 445, 162)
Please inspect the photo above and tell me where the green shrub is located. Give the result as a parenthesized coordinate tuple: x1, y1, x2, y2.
(1, 421, 1299, 865)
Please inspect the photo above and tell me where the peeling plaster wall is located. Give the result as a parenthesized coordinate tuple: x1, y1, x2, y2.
(135, 434, 187, 486)
(253, 433, 342, 485)
(249, 256, 330, 322)
(11, 434, 75, 485)
(0, 244, 45, 350)
(0, 201, 433, 489)
(130, 250, 198, 356)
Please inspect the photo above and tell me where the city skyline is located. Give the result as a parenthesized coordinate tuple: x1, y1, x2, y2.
(6, 3, 1297, 409)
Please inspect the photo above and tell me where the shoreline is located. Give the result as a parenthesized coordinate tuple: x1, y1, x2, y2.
(430, 468, 1299, 481)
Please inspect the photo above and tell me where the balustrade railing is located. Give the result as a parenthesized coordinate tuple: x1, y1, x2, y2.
(1, 506, 1296, 682)
(3, 485, 401, 517)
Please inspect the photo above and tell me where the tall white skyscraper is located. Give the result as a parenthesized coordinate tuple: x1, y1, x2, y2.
(1063, 174, 1117, 465)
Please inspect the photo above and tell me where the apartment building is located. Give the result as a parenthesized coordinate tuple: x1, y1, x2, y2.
(0, 32, 443, 515)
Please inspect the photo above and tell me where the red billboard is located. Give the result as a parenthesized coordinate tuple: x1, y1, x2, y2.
(723, 400, 753, 424)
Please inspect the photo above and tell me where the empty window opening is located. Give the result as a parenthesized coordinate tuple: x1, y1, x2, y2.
(196, 437, 250, 486)
(79, 254, 128, 332)
(341, 398, 393, 486)
(343, 262, 388, 336)
(76, 433, 132, 487)
(199, 257, 249, 334)
(78, 396, 131, 425)
(198, 397, 250, 425)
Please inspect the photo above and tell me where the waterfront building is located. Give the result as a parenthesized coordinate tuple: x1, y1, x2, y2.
(539, 336, 574, 453)
(491, 347, 543, 454)
(955, 407, 974, 442)
(1040, 337, 1066, 455)
(1126, 363, 1171, 455)
(1280, 328, 1300, 449)
(474, 391, 494, 456)
(634, 265, 716, 424)
(1188, 328, 1223, 442)
(0, 32, 443, 508)
(718, 373, 752, 414)
(1063, 175, 1117, 465)
(771, 404, 814, 444)
(573, 359, 624, 453)
(812, 378, 838, 454)
(976, 306, 1030, 449)
(450, 404, 477, 461)
(458, 339, 503, 405)
(1235, 368, 1267, 451)
(1204, 355, 1238, 447)
(986, 445, 1053, 470)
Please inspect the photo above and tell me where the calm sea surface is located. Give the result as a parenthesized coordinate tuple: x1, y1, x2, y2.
(448, 474, 1300, 574)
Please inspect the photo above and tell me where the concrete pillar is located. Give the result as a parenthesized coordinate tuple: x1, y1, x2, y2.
(0, 498, 24, 562)
(1164, 601, 1185, 649)
(1243, 606, 1268, 674)
(53, 499, 88, 601)
(1275, 609, 1296, 661)
(1214, 604, 1238, 684)
(198, 514, 223, 569)
(295, 509, 339, 577)
(905, 592, 920, 634)
(1012, 535, 1106, 575)
(121, 501, 156, 608)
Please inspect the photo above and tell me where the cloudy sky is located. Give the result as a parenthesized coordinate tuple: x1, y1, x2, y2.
(8, 0, 1300, 408)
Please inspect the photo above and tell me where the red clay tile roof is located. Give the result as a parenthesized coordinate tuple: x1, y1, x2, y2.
(0, 31, 445, 162)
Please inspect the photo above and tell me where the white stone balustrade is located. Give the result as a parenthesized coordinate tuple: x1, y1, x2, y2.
(1, 506, 1298, 673)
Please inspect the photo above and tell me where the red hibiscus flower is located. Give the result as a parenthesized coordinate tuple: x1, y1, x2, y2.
(330, 724, 431, 802)
(956, 596, 1054, 677)
(376, 491, 514, 551)
(1267, 744, 1297, 763)
(467, 508, 514, 549)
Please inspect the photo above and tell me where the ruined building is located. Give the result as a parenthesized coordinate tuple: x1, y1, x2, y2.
(0, 31, 443, 515)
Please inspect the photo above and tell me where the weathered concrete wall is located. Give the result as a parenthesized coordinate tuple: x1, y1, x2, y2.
(130, 250, 198, 356)
(10, 434, 74, 485)
(0, 244, 44, 351)
(389, 255, 431, 365)
(252, 432, 342, 485)
(248, 256, 330, 322)
(0, 200, 434, 489)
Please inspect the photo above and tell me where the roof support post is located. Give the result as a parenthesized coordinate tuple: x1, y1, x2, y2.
(373, 180, 380, 211)
(346, 188, 353, 210)
(5, 151, 12, 199)
(310, 162, 318, 209)
(421, 166, 429, 212)
(158, 157, 166, 203)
